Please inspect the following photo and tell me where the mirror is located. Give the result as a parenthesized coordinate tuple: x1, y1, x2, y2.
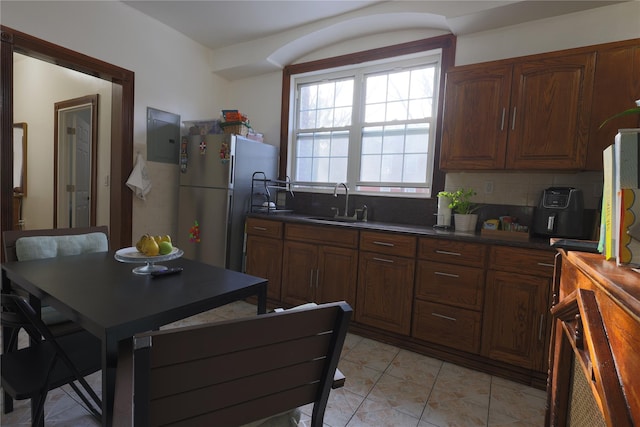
(13, 123, 27, 197)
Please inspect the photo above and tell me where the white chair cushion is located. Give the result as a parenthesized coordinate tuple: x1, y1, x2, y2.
(15, 232, 108, 261)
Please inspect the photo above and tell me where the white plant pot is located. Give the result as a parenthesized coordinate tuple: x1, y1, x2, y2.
(454, 214, 478, 232)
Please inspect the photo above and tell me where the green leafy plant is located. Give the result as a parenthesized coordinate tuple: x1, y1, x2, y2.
(599, 99, 640, 129)
(437, 188, 479, 214)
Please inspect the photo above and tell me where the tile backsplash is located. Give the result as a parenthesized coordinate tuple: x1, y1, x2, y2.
(445, 171, 603, 210)
(284, 171, 602, 237)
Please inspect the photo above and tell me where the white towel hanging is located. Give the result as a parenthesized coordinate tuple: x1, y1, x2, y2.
(126, 152, 152, 200)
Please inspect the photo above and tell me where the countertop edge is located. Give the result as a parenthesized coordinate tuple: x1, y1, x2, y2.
(247, 212, 556, 251)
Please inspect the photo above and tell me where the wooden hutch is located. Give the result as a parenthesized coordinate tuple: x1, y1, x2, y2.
(547, 250, 640, 426)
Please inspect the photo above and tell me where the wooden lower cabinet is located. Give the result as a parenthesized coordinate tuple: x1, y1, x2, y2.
(413, 300, 482, 353)
(245, 218, 559, 386)
(356, 251, 415, 335)
(281, 224, 358, 307)
(244, 218, 283, 301)
(245, 235, 283, 300)
(355, 230, 417, 336)
(481, 269, 550, 370)
(412, 237, 487, 353)
(281, 241, 316, 305)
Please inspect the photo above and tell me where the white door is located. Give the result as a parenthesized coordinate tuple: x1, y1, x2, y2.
(57, 106, 92, 228)
(74, 116, 91, 227)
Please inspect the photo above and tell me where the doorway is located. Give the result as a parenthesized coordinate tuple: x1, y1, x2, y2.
(1, 25, 134, 249)
(54, 95, 98, 228)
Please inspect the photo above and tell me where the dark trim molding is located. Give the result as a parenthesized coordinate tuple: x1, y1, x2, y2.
(1, 25, 133, 248)
(53, 94, 100, 227)
(279, 34, 456, 195)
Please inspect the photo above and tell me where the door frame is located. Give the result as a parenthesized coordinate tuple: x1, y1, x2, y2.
(1, 25, 133, 248)
(54, 95, 98, 228)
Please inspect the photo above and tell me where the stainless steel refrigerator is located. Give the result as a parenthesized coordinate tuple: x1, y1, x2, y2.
(176, 133, 278, 271)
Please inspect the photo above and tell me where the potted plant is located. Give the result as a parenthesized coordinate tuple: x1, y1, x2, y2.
(599, 99, 640, 129)
(437, 188, 479, 232)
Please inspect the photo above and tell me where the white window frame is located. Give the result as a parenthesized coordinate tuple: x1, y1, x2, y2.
(287, 50, 443, 198)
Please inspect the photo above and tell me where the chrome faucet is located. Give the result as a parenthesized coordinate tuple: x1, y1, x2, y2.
(333, 182, 349, 217)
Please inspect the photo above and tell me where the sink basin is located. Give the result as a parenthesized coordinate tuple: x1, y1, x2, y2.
(307, 216, 360, 223)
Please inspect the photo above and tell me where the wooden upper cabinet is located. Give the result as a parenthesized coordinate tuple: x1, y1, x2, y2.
(506, 52, 595, 169)
(585, 40, 640, 170)
(440, 64, 512, 169)
(440, 46, 609, 171)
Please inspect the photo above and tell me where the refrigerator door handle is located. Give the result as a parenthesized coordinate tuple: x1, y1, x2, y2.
(229, 154, 235, 186)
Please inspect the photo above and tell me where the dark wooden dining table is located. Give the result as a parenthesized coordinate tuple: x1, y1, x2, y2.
(1, 250, 267, 426)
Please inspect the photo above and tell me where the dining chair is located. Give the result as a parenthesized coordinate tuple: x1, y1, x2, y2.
(1, 226, 109, 413)
(113, 301, 352, 427)
(0, 293, 102, 427)
(2, 225, 109, 329)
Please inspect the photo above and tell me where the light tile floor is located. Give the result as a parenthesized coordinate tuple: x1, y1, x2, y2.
(1, 301, 546, 426)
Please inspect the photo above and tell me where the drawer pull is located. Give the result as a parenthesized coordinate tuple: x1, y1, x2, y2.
(434, 271, 459, 278)
(537, 262, 554, 268)
(252, 226, 268, 231)
(373, 257, 394, 263)
(435, 250, 461, 257)
(373, 241, 395, 247)
(431, 312, 457, 322)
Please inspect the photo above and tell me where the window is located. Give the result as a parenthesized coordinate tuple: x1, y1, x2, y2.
(283, 35, 455, 198)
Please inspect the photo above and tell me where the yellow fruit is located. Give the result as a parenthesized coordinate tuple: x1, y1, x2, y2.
(136, 234, 151, 252)
(158, 241, 173, 255)
(142, 238, 160, 256)
(161, 235, 171, 243)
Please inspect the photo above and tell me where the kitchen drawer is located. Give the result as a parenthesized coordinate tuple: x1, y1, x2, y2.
(285, 223, 358, 248)
(360, 231, 416, 258)
(245, 217, 283, 239)
(490, 246, 555, 277)
(418, 238, 488, 268)
(415, 260, 485, 311)
(412, 300, 482, 354)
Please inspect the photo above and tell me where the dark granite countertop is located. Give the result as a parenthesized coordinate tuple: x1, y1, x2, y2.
(247, 212, 555, 251)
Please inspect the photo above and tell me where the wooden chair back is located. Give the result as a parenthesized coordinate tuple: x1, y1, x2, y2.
(114, 301, 352, 427)
(2, 226, 109, 262)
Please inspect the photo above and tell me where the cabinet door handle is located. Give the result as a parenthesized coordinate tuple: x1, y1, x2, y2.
(511, 107, 517, 130)
(252, 226, 267, 231)
(316, 269, 319, 289)
(432, 312, 457, 322)
(537, 262, 554, 268)
(373, 241, 394, 247)
(500, 107, 506, 131)
(373, 257, 394, 263)
(435, 250, 461, 257)
(538, 314, 545, 341)
(434, 271, 459, 278)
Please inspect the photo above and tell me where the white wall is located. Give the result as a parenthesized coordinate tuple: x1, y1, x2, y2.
(227, 1, 640, 210)
(3, 0, 639, 237)
(446, 1, 639, 210)
(455, 1, 640, 65)
(2, 1, 226, 241)
(13, 54, 112, 230)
